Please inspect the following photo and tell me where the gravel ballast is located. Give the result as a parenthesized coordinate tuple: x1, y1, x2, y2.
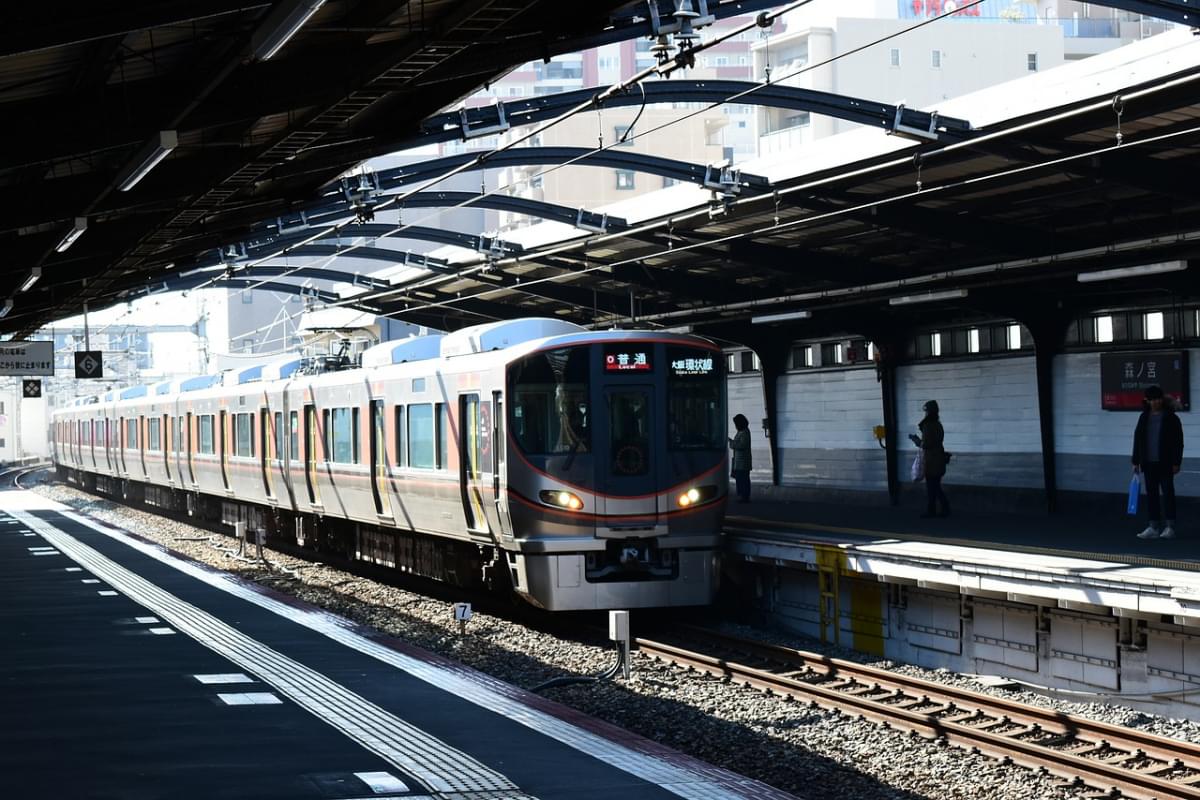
(33, 482, 1192, 800)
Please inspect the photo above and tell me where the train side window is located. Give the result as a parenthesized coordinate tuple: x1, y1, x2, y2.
(289, 410, 299, 461)
(234, 412, 254, 457)
(436, 403, 449, 470)
(327, 407, 359, 464)
(147, 417, 160, 451)
(408, 404, 434, 469)
(273, 412, 284, 460)
(125, 418, 138, 450)
(394, 406, 406, 467)
(198, 414, 215, 454)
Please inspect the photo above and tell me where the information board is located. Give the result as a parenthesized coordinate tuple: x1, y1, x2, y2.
(0, 341, 54, 376)
(1100, 351, 1189, 411)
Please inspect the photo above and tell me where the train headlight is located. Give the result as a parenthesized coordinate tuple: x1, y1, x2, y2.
(677, 485, 717, 508)
(539, 489, 584, 511)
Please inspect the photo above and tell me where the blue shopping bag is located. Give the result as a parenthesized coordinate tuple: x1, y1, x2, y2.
(1127, 474, 1141, 516)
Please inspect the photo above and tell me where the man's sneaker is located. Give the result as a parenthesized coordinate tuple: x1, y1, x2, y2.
(1160, 525, 1177, 539)
(1137, 525, 1160, 539)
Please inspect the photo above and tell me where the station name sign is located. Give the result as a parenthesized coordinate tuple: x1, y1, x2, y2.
(0, 341, 54, 376)
(1100, 351, 1189, 411)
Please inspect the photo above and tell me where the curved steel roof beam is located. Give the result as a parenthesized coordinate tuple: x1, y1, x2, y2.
(419, 80, 972, 146)
(367, 147, 771, 194)
(260, 190, 628, 239)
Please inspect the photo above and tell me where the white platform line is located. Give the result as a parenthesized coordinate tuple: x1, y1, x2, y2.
(19, 512, 528, 797)
(17, 503, 781, 800)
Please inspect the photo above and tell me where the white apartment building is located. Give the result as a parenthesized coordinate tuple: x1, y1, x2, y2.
(752, 0, 1172, 155)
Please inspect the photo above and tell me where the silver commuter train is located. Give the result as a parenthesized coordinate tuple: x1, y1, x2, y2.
(52, 318, 727, 610)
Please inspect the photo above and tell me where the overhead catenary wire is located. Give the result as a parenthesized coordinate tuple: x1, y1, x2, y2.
(190, 4, 816, 302)
(277, 0, 988, 315)
(201, 1, 826, 303)
(348, 114, 1200, 324)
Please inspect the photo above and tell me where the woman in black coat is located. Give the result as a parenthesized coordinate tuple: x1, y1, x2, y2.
(910, 400, 950, 518)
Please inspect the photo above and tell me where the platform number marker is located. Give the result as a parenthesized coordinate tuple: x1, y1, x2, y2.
(22, 379, 41, 398)
(74, 350, 103, 379)
(453, 602, 472, 634)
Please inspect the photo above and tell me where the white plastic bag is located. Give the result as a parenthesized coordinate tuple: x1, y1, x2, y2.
(910, 451, 925, 482)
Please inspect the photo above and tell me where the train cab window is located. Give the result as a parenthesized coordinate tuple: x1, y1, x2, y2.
(147, 417, 160, 451)
(394, 406, 406, 467)
(436, 403, 449, 470)
(273, 412, 284, 460)
(125, 418, 138, 449)
(667, 347, 724, 450)
(198, 415, 215, 455)
(608, 391, 650, 476)
(234, 412, 254, 457)
(323, 407, 359, 464)
(289, 410, 299, 461)
(509, 346, 590, 455)
(408, 404, 434, 469)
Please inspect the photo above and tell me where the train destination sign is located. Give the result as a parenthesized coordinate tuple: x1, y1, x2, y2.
(604, 347, 652, 372)
(670, 356, 716, 377)
(1100, 351, 1189, 411)
(0, 341, 53, 376)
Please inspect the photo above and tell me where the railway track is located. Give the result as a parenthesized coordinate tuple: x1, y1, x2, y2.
(638, 628, 1200, 800)
(3, 463, 47, 490)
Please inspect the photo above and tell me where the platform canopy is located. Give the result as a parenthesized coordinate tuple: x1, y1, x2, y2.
(4, 3, 1200, 342)
(2, 0, 789, 337)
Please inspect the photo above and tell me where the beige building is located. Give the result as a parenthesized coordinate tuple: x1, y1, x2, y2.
(495, 106, 731, 231)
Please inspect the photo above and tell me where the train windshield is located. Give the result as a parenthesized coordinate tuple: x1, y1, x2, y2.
(510, 346, 590, 455)
(667, 346, 723, 450)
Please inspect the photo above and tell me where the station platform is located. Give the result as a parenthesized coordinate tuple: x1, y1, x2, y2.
(722, 495, 1200, 711)
(0, 489, 795, 800)
(724, 496, 1200, 625)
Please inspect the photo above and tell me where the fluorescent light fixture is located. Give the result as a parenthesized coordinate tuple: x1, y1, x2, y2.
(665, 324, 694, 334)
(118, 130, 178, 192)
(19, 267, 41, 293)
(751, 310, 812, 324)
(1076, 261, 1187, 283)
(0, 299, 12, 319)
(251, 0, 327, 61)
(55, 217, 87, 253)
(888, 288, 968, 306)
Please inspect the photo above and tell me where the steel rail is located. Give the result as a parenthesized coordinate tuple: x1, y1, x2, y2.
(636, 631, 1200, 799)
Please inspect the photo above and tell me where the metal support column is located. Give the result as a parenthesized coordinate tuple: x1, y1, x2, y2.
(880, 355, 901, 506)
(1033, 333, 1060, 514)
(1022, 312, 1070, 514)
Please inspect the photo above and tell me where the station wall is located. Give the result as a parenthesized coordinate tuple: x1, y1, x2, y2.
(1055, 350, 1200, 497)
(896, 357, 1043, 490)
(729, 346, 1200, 499)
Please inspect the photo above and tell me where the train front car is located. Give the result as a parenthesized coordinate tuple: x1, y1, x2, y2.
(505, 331, 725, 610)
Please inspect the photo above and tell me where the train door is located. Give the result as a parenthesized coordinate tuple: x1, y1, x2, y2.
(186, 412, 195, 484)
(597, 387, 657, 522)
(260, 408, 273, 499)
(163, 414, 171, 482)
(219, 410, 230, 490)
(139, 416, 147, 476)
(491, 391, 513, 539)
(119, 417, 127, 474)
(369, 399, 391, 518)
(458, 394, 488, 533)
(274, 407, 294, 506)
(304, 403, 321, 506)
(104, 420, 112, 470)
(90, 420, 97, 467)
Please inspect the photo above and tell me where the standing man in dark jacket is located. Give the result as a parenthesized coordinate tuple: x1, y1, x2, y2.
(910, 400, 950, 519)
(1133, 385, 1184, 539)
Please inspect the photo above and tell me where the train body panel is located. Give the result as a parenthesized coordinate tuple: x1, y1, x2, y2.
(52, 320, 726, 610)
